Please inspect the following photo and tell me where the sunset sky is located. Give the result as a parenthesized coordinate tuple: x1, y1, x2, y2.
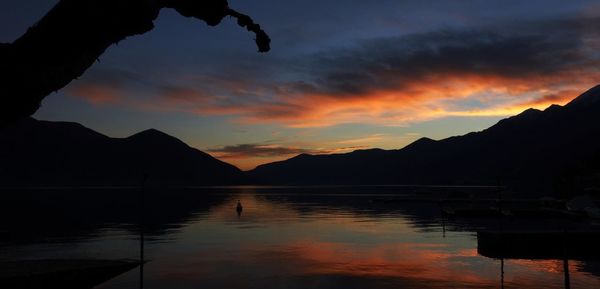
(2, 0, 600, 170)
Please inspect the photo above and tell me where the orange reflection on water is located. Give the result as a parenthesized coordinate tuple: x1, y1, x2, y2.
(269, 241, 488, 283)
(510, 259, 582, 274)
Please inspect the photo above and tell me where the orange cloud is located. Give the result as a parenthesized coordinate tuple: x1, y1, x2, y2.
(67, 68, 599, 129)
(67, 63, 600, 132)
(65, 19, 600, 128)
(175, 64, 597, 128)
(67, 84, 122, 105)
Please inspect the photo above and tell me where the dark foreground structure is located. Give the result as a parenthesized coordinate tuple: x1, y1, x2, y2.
(0, 0, 270, 126)
(478, 230, 600, 261)
(0, 259, 140, 289)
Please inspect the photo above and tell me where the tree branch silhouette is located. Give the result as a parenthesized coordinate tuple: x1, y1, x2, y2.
(0, 0, 270, 126)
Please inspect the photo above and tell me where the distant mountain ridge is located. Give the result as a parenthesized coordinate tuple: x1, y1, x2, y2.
(248, 85, 600, 193)
(2, 85, 600, 192)
(0, 118, 246, 186)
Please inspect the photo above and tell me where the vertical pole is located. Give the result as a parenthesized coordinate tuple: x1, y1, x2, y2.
(501, 257, 504, 289)
(140, 174, 147, 289)
(563, 229, 570, 289)
(441, 212, 446, 238)
(499, 194, 505, 289)
(439, 200, 446, 239)
(498, 189, 502, 215)
(563, 257, 570, 289)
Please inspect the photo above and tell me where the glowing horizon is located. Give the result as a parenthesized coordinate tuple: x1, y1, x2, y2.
(5, 0, 600, 170)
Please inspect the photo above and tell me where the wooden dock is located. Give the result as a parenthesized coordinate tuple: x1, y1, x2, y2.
(0, 259, 141, 289)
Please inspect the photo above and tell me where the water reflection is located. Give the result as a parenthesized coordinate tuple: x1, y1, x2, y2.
(2, 187, 600, 289)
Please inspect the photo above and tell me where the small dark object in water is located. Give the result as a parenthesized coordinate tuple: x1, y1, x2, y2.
(236, 200, 243, 215)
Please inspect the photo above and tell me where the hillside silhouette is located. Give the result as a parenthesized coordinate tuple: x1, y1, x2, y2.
(0, 118, 246, 186)
(249, 85, 600, 194)
(3, 86, 600, 192)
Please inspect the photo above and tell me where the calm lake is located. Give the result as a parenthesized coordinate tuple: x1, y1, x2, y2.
(2, 186, 600, 289)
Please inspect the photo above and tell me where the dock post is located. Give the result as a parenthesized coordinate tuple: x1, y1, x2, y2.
(563, 229, 570, 289)
(140, 173, 147, 289)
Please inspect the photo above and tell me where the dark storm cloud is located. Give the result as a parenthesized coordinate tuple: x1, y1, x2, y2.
(64, 15, 600, 126)
(74, 16, 600, 100)
(301, 17, 600, 97)
(169, 15, 600, 104)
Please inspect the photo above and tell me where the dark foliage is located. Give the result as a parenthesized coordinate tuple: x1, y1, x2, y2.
(0, 0, 270, 126)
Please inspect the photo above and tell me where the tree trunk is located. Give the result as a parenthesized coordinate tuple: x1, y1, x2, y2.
(0, 0, 269, 126)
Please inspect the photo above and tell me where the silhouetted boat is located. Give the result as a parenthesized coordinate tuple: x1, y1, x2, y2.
(236, 200, 243, 213)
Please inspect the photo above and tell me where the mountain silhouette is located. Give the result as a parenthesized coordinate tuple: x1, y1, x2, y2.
(3, 85, 600, 192)
(249, 85, 600, 194)
(0, 118, 246, 186)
